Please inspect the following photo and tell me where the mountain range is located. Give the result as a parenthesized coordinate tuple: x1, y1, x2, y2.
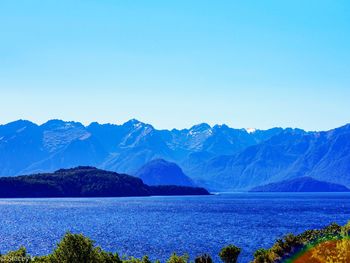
(0, 119, 349, 191)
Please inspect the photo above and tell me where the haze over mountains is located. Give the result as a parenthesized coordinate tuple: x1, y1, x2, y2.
(0, 119, 349, 191)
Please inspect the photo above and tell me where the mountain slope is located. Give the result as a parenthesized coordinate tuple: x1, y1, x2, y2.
(0, 119, 281, 177)
(250, 177, 350, 192)
(135, 159, 194, 186)
(0, 120, 45, 175)
(191, 125, 350, 191)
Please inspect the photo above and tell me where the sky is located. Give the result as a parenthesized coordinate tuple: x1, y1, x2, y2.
(0, 0, 349, 131)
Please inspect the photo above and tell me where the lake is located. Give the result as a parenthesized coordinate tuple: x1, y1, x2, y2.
(0, 193, 349, 262)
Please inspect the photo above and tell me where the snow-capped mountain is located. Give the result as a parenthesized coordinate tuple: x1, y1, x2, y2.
(0, 119, 349, 191)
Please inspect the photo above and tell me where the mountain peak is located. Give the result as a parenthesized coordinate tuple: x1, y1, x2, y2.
(124, 118, 141, 125)
(190, 123, 211, 130)
(41, 119, 84, 130)
(245, 128, 257, 134)
(189, 123, 212, 136)
(123, 119, 154, 129)
(0, 120, 37, 129)
(135, 159, 194, 187)
(213, 124, 230, 130)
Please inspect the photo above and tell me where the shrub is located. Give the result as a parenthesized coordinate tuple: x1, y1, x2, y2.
(219, 245, 241, 263)
(253, 248, 275, 263)
(195, 254, 213, 263)
(0, 247, 31, 263)
(49, 232, 99, 263)
(166, 253, 189, 263)
(98, 251, 122, 263)
(123, 256, 152, 263)
(49, 232, 122, 263)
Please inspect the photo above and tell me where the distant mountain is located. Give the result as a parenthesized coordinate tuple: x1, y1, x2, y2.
(135, 159, 194, 186)
(0, 166, 209, 198)
(0, 119, 281, 177)
(0, 119, 349, 192)
(250, 177, 350, 192)
(190, 125, 350, 191)
(0, 120, 108, 176)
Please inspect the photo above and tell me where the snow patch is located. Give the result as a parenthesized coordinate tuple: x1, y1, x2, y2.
(189, 128, 212, 136)
(79, 133, 92, 140)
(246, 128, 256, 134)
(134, 122, 142, 129)
(16, 127, 27, 133)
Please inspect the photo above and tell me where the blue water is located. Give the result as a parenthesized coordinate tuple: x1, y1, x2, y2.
(0, 193, 349, 262)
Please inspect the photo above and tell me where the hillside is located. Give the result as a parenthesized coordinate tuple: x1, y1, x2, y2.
(135, 159, 194, 186)
(0, 167, 209, 198)
(250, 177, 350, 192)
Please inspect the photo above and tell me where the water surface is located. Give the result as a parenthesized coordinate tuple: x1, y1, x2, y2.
(0, 193, 349, 262)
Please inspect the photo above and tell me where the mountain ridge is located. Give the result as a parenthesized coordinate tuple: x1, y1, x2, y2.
(0, 119, 349, 192)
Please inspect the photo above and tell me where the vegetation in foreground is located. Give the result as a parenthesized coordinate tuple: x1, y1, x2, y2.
(1, 222, 349, 263)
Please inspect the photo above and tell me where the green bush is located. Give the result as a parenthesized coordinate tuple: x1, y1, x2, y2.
(123, 256, 152, 263)
(0, 247, 31, 263)
(195, 254, 213, 263)
(166, 253, 189, 263)
(98, 251, 122, 263)
(219, 245, 241, 263)
(49, 232, 100, 263)
(46, 232, 122, 263)
(253, 248, 275, 263)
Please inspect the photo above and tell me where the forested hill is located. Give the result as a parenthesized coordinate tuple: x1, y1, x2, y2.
(0, 166, 209, 198)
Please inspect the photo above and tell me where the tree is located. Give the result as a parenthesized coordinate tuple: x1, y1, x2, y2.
(195, 254, 213, 263)
(253, 248, 274, 263)
(219, 245, 241, 263)
(98, 251, 122, 263)
(50, 232, 102, 263)
(166, 253, 189, 263)
(123, 256, 152, 263)
(0, 247, 31, 263)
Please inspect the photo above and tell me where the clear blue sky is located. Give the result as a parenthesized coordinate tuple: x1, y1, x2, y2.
(0, 0, 349, 131)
